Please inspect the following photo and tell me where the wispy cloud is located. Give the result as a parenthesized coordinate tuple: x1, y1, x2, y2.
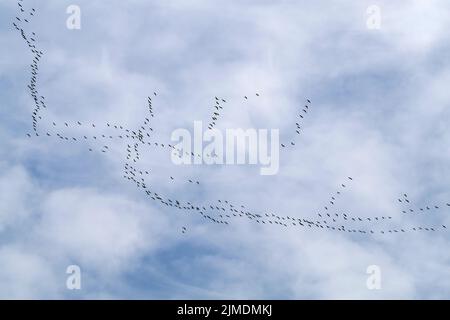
(1, 0, 450, 299)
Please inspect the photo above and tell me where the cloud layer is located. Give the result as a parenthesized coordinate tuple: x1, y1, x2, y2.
(1, 0, 450, 299)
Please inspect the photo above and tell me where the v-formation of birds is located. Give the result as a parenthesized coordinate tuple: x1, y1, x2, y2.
(13, 1, 448, 236)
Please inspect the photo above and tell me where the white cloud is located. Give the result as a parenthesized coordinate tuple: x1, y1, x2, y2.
(1, 0, 450, 299)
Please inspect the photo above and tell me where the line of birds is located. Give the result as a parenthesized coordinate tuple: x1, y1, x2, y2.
(13, 1, 449, 236)
(207, 96, 226, 130)
(398, 193, 450, 214)
(123, 157, 446, 235)
(280, 99, 311, 148)
(316, 177, 393, 224)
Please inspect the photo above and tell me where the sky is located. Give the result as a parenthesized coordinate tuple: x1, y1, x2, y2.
(1, 0, 450, 299)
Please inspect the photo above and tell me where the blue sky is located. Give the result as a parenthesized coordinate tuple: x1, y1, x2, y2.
(1, 0, 450, 299)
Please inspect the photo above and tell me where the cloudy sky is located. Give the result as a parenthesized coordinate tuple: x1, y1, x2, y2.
(1, 0, 450, 299)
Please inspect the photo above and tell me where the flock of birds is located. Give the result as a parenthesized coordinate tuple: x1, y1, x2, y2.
(281, 99, 312, 148)
(207, 96, 226, 130)
(12, 1, 449, 236)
